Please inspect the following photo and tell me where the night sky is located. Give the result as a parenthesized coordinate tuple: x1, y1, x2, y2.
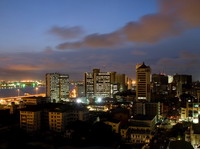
(0, 0, 200, 81)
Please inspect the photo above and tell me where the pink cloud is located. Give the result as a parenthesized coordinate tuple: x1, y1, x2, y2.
(56, 0, 200, 50)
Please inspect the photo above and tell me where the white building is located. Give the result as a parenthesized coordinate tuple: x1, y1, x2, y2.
(46, 73, 69, 102)
(85, 69, 128, 100)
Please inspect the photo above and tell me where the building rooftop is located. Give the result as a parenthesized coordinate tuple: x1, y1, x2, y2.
(132, 114, 155, 121)
(167, 140, 194, 149)
(20, 103, 88, 112)
(137, 62, 150, 69)
(22, 96, 48, 99)
(129, 121, 150, 127)
(105, 119, 120, 124)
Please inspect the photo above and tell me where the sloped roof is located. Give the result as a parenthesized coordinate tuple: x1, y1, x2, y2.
(137, 62, 150, 69)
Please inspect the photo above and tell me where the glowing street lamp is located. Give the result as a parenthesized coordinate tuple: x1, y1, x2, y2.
(35, 87, 38, 95)
(97, 97, 102, 103)
(76, 98, 82, 103)
(17, 89, 20, 96)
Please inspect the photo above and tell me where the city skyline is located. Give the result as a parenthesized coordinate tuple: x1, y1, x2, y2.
(0, 0, 200, 81)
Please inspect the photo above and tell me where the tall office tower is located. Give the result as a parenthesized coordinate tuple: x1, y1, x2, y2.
(115, 74, 129, 92)
(85, 69, 129, 100)
(152, 73, 168, 95)
(85, 69, 112, 99)
(173, 74, 192, 96)
(136, 62, 151, 102)
(46, 73, 69, 102)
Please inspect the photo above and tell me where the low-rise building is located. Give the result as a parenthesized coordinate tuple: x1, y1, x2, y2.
(20, 103, 89, 133)
(185, 123, 200, 148)
(22, 96, 49, 105)
(20, 109, 41, 132)
(104, 119, 121, 133)
(180, 102, 200, 123)
(121, 122, 152, 144)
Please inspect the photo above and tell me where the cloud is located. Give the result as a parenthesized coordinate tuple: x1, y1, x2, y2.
(154, 51, 200, 78)
(160, 0, 200, 27)
(48, 26, 84, 39)
(131, 50, 146, 56)
(57, 42, 82, 50)
(56, 0, 200, 50)
(57, 32, 124, 50)
(0, 56, 12, 61)
(6, 64, 43, 71)
(122, 14, 181, 42)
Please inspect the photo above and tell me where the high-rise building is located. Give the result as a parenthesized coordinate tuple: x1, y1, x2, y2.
(85, 69, 128, 99)
(46, 73, 69, 102)
(85, 69, 112, 99)
(152, 73, 168, 95)
(173, 74, 192, 96)
(134, 102, 163, 121)
(115, 74, 129, 92)
(136, 62, 151, 102)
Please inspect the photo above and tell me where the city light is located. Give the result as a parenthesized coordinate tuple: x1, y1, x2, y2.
(132, 80, 136, 85)
(35, 87, 38, 94)
(76, 98, 82, 103)
(70, 88, 77, 98)
(97, 97, 102, 103)
(17, 89, 20, 96)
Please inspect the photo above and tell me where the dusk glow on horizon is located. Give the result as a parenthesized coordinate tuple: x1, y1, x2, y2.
(0, 0, 200, 81)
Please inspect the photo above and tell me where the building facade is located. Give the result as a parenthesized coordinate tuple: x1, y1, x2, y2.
(180, 102, 200, 123)
(20, 110, 41, 132)
(152, 73, 168, 95)
(46, 73, 69, 102)
(136, 62, 151, 102)
(20, 103, 89, 133)
(173, 74, 192, 96)
(85, 69, 128, 100)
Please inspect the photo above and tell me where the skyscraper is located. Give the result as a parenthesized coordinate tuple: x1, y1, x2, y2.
(152, 73, 168, 95)
(136, 62, 151, 102)
(85, 69, 112, 99)
(84, 69, 129, 100)
(46, 73, 69, 102)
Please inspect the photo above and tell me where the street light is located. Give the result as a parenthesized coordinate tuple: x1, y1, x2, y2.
(35, 87, 38, 95)
(17, 89, 20, 97)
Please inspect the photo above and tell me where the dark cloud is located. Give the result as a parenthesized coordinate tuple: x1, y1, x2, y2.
(160, 0, 200, 27)
(122, 14, 181, 42)
(57, 32, 124, 50)
(56, 0, 200, 50)
(131, 50, 146, 56)
(48, 26, 84, 39)
(57, 42, 82, 50)
(0, 56, 12, 61)
(153, 51, 200, 79)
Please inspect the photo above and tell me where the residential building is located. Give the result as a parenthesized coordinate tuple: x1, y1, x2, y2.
(120, 115, 156, 144)
(20, 109, 41, 132)
(185, 123, 200, 148)
(134, 102, 163, 121)
(104, 119, 121, 133)
(121, 120, 153, 144)
(22, 96, 50, 105)
(49, 111, 67, 132)
(20, 103, 89, 133)
(180, 102, 200, 123)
